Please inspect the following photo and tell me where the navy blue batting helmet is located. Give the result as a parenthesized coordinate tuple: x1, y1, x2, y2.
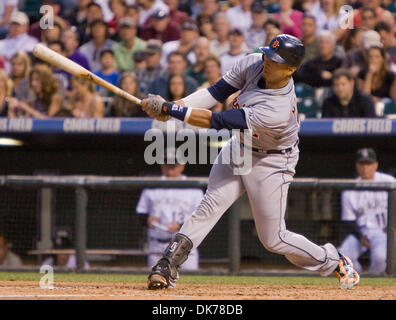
(259, 34, 305, 67)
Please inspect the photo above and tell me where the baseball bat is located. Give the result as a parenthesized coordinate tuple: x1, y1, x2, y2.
(32, 43, 142, 105)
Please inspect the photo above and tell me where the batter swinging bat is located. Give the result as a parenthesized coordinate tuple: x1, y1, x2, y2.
(32, 43, 142, 105)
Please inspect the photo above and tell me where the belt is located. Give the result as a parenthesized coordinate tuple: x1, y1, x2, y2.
(244, 139, 299, 155)
(150, 237, 171, 243)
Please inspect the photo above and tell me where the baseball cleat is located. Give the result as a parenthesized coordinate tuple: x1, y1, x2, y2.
(147, 258, 179, 290)
(148, 274, 168, 290)
(334, 253, 360, 289)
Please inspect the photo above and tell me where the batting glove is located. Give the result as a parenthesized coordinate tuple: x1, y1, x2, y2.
(141, 94, 171, 121)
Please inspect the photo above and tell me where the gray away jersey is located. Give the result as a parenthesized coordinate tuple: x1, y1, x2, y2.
(223, 53, 300, 150)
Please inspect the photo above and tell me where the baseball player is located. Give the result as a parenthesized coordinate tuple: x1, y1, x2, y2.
(136, 158, 204, 270)
(141, 34, 360, 290)
(339, 148, 395, 274)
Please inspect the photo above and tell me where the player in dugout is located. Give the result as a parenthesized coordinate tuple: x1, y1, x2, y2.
(339, 148, 395, 274)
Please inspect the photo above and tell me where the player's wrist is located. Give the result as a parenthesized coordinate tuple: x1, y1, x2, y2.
(162, 102, 192, 122)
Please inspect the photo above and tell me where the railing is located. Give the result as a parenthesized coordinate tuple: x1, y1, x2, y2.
(1, 175, 395, 275)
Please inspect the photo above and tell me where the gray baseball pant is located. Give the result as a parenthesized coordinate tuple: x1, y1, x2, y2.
(179, 141, 340, 276)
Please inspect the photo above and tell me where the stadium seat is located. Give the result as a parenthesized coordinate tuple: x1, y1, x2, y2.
(297, 97, 319, 118)
(295, 83, 315, 98)
(383, 100, 396, 118)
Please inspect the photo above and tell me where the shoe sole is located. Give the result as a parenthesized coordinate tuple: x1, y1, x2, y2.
(148, 274, 168, 290)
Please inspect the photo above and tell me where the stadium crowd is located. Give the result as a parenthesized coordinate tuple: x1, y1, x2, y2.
(0, 0, 395, 119)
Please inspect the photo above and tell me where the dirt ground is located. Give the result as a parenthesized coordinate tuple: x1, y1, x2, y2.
(0, 281, 395, 300)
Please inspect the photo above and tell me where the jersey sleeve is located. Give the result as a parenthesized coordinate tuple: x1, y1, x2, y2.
(341, 191, 357, 221)
(136, 189, 150, 215)
(222, 54, 256, 89)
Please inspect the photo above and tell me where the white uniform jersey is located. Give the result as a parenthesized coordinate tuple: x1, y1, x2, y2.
(223, 53, 300, 150)
(341, 172, 395, 234)
(136, 176, 204, 240)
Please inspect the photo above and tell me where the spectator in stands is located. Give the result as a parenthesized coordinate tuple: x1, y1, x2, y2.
(136, 155, 203, 270)
(0, 233, 23, 267)
(353, 0, 395, 32)
(8, 64, 62, 118)
(29, 0, 68, 42)
(64, 0, 91, 44)
(47, 41, 69, 97)
(226, 0, 254, 33)
(64, 0, 91, 29)
(294, 30, 342, 87)
(79, 19, 116, 73)
(40, 19, 67, 44)
(382, 0, 396, 13)
(65, 76, 105, 118)
(110, 71, 146, 117)
(137, 0, 169, 27)
(220, 28, 248, 75)
(61, 26, 90, 80)
(9, 51, 31, 102)
(140, 9, 181, 43)
(301, 14, 319, 65)
(375, 21, 396, 72)
(79, 2, 106, 44)
(357, 45, 396, 103)
(273, 0, 303, 39)
(0, 0, 18, 39)
(263, 18, 281, 35)
(343, 30, 382, 78)
(322, 68, 376, 118)
(186, 37, 210, 86)
(197, 55, 224, 112)
(300, 0, 320, 13)
(94, 50, 120, 97)
(196, 12, 216, 41)
(210, 12, 231, 57)
(133, 50, 147, 71)
(198, 0, 220, 18)
(342, 27, 365, 53)
(312, 0, 346, 40)
(147, 51, 198, 97)
(360, 7, 377, 31)
(135, 39, 166, 94)
(166, 74, 187, 101)
(125, 5, 140, 30)
(0, 12, 38, 73)
(338, 148, 394, 274)
(163, 0, 188, 26)
(108, 0, 127, 38)
(161, 19, 199, 67)
(41, 229, 90, 270)
(245, 2, 267, 52)
(113, 17, 147, 72)
(262, 19, 282, 46)
(0, 69, 12, 117)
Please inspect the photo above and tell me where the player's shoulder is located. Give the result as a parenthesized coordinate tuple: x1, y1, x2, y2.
(239, 53, 263, 66)
(375, 172, 395, 182)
